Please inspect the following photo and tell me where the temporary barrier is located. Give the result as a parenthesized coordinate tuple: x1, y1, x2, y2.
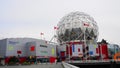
(114, 52, 120, 61)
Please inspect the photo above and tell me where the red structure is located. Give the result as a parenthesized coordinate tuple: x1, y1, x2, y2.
(60, 51, 66, 61)
(49, 57, 56, 63)
(98, 43, 109, 60)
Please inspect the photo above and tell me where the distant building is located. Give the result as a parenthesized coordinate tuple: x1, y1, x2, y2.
(108, 43, 120, 57)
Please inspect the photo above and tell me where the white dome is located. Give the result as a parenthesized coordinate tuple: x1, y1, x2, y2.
(57, 11, 99, 43)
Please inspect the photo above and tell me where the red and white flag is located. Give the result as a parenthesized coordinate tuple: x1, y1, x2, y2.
(40, 32, 44, 35)
(84, 23, 89, 27)
(54, 26, 58, 30)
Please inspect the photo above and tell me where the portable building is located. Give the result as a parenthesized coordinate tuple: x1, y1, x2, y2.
(26, 41, 56, 58)
(0, 38, 55, 57)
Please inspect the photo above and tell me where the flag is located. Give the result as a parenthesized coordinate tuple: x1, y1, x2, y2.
(54, 26, 58, 30)
(84, 23, 89, 27)
(40, 32, 44, 35)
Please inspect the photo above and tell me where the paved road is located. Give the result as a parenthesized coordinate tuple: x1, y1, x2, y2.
(0, 63, 64, 68)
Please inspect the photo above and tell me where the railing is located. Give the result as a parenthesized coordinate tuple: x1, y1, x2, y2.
(66, 59, 119, 63)
(62, 62, 79, 68)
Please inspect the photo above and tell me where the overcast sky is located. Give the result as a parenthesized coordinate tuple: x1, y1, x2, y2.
(0, 0, 120, 45)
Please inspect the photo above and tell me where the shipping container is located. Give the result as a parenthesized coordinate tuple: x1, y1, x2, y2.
(98, 43, 109, 60)
(88, 43, 99, 56)
(26, 41, 56, 57)
(71, 44, 83, 57)
(58, 41, 84, 60)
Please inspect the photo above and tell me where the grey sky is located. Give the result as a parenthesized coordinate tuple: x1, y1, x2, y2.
(0, 0, 120, 45)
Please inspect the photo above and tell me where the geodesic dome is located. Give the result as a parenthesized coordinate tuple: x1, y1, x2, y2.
(57, 11, 99, 43)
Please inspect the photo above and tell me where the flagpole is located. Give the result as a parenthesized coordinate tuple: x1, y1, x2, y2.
(54, 26, 58, 43)
(54, 26, 55, 43)
(40, 32, 44, 40)
(40, 33, 42, 39)
(83, 22, 88, 61)
(41, 34, 42, 39)
(84, 27, 87, 60)
(83, 22, 90, 61)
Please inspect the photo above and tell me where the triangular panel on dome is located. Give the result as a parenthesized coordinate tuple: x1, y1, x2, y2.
(70, 28, 76, 40)
(75, 28, 83, 40)
(64, 29, 70, 41)
(85, 28, 91, 40)
(59, 33, 64, 42)
(78, 28, 84, 40)
(57, 34, 62, 43)
(89, 29, 95, 39)
(93, 28, 98, 37)
(72, 28, 80, 40)
(87, 27, 92, 33)
(65, 23, 71, 29)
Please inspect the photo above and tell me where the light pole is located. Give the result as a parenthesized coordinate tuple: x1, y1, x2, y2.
(83, 23, 88, 61)
(84, 29, 86, 60)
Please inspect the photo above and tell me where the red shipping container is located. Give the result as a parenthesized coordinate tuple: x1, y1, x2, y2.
(50, 57, 56, 63)
(98, 44, 109, 60)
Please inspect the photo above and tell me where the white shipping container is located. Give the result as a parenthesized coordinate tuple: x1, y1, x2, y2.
(88, 44, 99, 56)
(72, 44, 83, 57)
(27, 41, 56, 57)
